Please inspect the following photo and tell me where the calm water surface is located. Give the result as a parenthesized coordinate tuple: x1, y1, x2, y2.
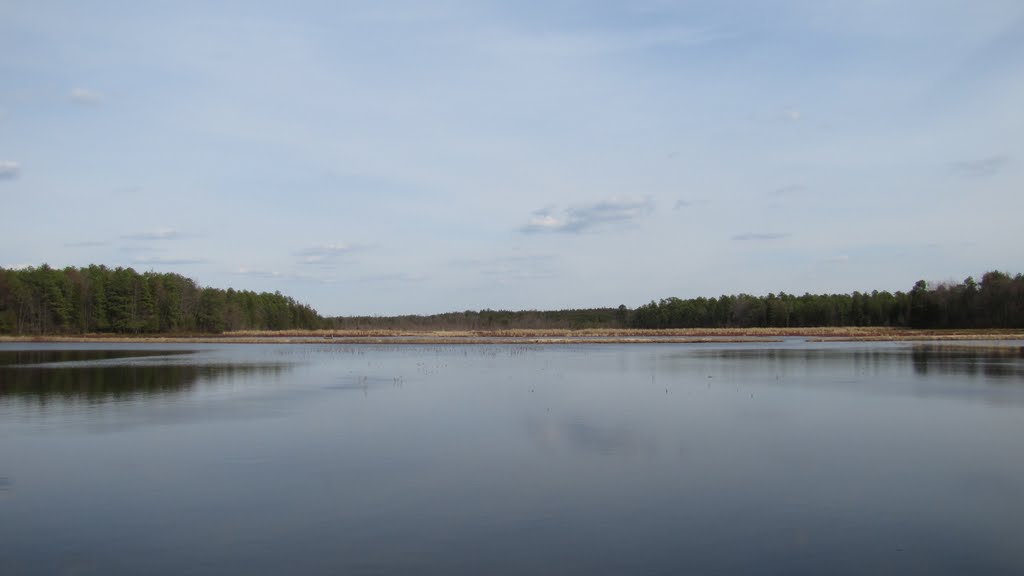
(1, 341, 1023, 575)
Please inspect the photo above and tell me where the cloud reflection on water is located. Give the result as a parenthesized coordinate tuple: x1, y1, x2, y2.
(525, 415, 657, 458)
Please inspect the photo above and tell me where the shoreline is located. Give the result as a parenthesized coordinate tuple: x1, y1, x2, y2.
(2, 327, 1023, 345)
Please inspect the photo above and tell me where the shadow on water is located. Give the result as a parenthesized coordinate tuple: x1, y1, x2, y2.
(0, 350, 291, 404)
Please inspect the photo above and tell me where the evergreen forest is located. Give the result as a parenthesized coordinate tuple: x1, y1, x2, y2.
(1, 265, 1021, 335)
(0, 265, 320, 334)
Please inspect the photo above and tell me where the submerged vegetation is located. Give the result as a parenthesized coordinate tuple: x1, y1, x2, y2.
(0, 265, 1021, 335)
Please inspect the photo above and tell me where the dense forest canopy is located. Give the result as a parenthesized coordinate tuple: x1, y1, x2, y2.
(0, 264, 320, 334)
(0, 265, 1021, 334)
(630, 271, 1024, 330)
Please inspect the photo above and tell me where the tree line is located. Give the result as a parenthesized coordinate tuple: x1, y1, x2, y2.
(630, 271, 1024, 329)
(1, 265, 1021, 334)
(326, 271, 1023, 331)
(327, 307, 629, 331)
(0, 264, 321, 334)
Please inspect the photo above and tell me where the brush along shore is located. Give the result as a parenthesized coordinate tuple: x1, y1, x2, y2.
(2, 327, 1023, 344)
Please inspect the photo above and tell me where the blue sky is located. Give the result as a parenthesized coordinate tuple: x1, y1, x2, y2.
(2, 1, 1022, 315)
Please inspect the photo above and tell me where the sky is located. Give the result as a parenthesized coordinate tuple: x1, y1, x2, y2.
(1, 1, 1022, 316)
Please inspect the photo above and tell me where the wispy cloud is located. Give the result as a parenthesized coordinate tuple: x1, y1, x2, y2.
(770, 184, 806, 197)
(132, 256, 205, 266)
(296, 242, 363, 265)
(764, 185, 806, 209)
(453, 253, 559, 280)
(0, 160, 20, 180)
(121, 227, 181, 241)
(522, 197, 654, 234)
(359, 272, 429, 284)
(3, 263, 33, 271)
(234, 267, 285, 279)
(731, 232, 791, 241)
(674, 197, 712, 210)
(610, 25, 732, 51)
(64, 240, 110, 248)
(234, 266, 332, 283)
(949, 155, 1009, 178)
(490, 24, 731, 61)
(297, 243, 355, 256)
(822, 255, 849, 264)
(70, 87, 103, 105)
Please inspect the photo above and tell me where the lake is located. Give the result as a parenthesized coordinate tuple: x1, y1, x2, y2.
(2, 341, 1023, 575)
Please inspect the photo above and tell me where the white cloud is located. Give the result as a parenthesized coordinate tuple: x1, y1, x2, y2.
(522, 197, 655, 234)
(297, 243, 356, 256)
(70, 88, 104, 105)
(296, 242, 365, 267)
(2, 1, 1020, 315)
(0, 160, 20, 180)
(526, 213, 565, 231)
(234, 266, 333, 284)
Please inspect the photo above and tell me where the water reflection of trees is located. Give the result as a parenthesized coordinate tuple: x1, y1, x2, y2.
(0, 352, 290, 403)
(911, 347, 1024, 379)
(695, 348, 909, 370)
(689, 346, 1024, 380)
(0, 349, 195, 367)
